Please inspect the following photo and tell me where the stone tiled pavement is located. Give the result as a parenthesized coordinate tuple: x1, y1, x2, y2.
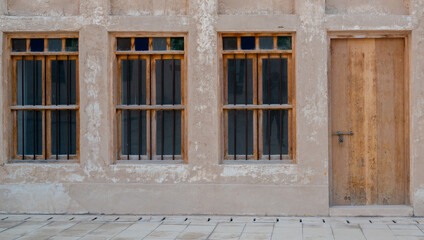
(1, 215, 424, 239)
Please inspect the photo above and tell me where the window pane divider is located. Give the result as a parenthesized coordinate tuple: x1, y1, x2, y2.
(223, 104, 293, 110)
(10, 105, 79, 110)
(115, 51, 184, 55)
(10, 52, 78, 56)
(116, 105, 185, 110)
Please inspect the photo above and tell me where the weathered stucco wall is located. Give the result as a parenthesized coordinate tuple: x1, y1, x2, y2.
(0, 0, 423, 216)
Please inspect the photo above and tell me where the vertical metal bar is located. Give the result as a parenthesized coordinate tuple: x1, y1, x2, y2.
(21, 58, 25, 159)
(149, 55, 152, 160)
(67, 55, 70, 160)
(279, 54, 283, 160)
(233, 54, 236, 159)
(244, 54, 248, 160)
(55, 56, 59, 160)
(138, 55, 142, 160)
(172, 56, 175, 160)
(161, 55, 164, 160)
(44, 56, 47, 159)
(267, 54, 271, 160)
(126, 56, 131, 159)
(33, 56, 36, 159)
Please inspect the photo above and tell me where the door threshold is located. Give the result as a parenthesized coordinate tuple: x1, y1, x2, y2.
(330, 205, 413, 217)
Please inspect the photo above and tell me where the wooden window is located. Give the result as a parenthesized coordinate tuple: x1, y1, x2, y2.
(221, 33, 296, 162)
(115, 35, 186, 161)
(9, 35, 79, 161)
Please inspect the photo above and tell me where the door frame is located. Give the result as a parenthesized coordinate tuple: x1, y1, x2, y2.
(327, 31, 411, 207)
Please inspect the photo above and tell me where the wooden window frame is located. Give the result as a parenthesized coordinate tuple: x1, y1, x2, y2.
(220, 33, 296, 163)
(114, 34, 187, 163)
(8, 34, 80, 162)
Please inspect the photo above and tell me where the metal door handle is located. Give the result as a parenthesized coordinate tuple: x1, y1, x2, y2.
(332, 131, 354, 143)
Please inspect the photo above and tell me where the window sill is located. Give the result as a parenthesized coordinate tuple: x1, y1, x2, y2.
(222, 159, 295, 165)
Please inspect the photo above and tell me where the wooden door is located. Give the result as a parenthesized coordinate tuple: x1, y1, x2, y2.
(330, 38, 409, 206)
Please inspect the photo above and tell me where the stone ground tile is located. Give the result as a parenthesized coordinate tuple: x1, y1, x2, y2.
(0, 221, 50, 239)
(24, 215, 56, 221)
(57, 222, 104, 237)
(0, 215, 32, 221)
(214, 223, 245, 233)
(15, 235, 50, 240)
(254, 217, 277, 223)
(208, 232, 241, 240)
(346, 218, 373, 224)
(272, 226, 302, 240)
(0, 221, 23, 229)
(79, 236, 110, 240)
(145, 230, 181, 239)
(155, 224, 188, 232)
(391, 229, 424, 236)
(49, 237, 80, 240)
(415, 219, 424, 224)
(369, 218, 400, 224)
(68, 215, 98, 222)
(184, 225, 216, 232)
(303, 226, 334, 240)
(21, 221, 77, 238)
(186, 217, 210, 223)
(239, 232, 271, 240)
(162, 216, 188, 224)
(115, 215, 143, 222)
(362, 228, 397, 240)
(47, 215, 77, 221)
(208, 216, 232, 223)
(93, 215, 121, 222)
(418, 225, 424, 230)
(276, 217, 302, 223)
(112, 222, 161, 238)
(331, 223, 360, 229)
(149, 216, 167, 222)
(231, 217, 255, 223)
(395, 237, 424, 240)
(176, 231, 210, 239)
(86, 222, 131, 237)
(274, 222, 302, 228)
(360, 223, 390, 229)
(390, 224, 421, 230)
(301, 217, 327, 224)
(331, 227, 367, 240)
(243, 223, 274, 233)
(393, 219, 421, 224)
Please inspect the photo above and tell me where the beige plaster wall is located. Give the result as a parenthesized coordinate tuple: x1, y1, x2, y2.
(7, 0, 80, 16)
(325, 0, 410, 15)
(0, 0, 423, 216)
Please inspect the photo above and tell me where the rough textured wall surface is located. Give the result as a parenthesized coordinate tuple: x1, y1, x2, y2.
(110, 0, 188, 16)
(0, 0, 423, 216)
(7, 0, 80, 16)
(326, 0, 410, 15)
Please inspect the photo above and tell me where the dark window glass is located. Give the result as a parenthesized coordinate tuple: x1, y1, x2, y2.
(277, 36, 292, 50)
(121, 59, 147, 105)
(262, 58, 288, 104)
(48, 39, 62, 52)
(65, 38, 78, 52)
(135, 38, 149, 51)
(259, 37, 273, 49)
(122, 110, 147, 156)
(117, 38, 131, 51)
(51, 60, 77, 105)
(51, 110, 77, 155)
(12, 39, 27, 52)
(156, 110, 181, 156)
(153, 38, 167, 51)
(17, 110, 42, 156)
(227, 58, 253, 105)
(17, 60, 42, 105)
(170, 37, 184, 51)
(30, 39, 44, 52)
(263, 110, 288, 155)
(223, 37, 237, 50)
(228, 110, 253, 156)
(241, 36, 255, 50)
(155, 59, 181, 105)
